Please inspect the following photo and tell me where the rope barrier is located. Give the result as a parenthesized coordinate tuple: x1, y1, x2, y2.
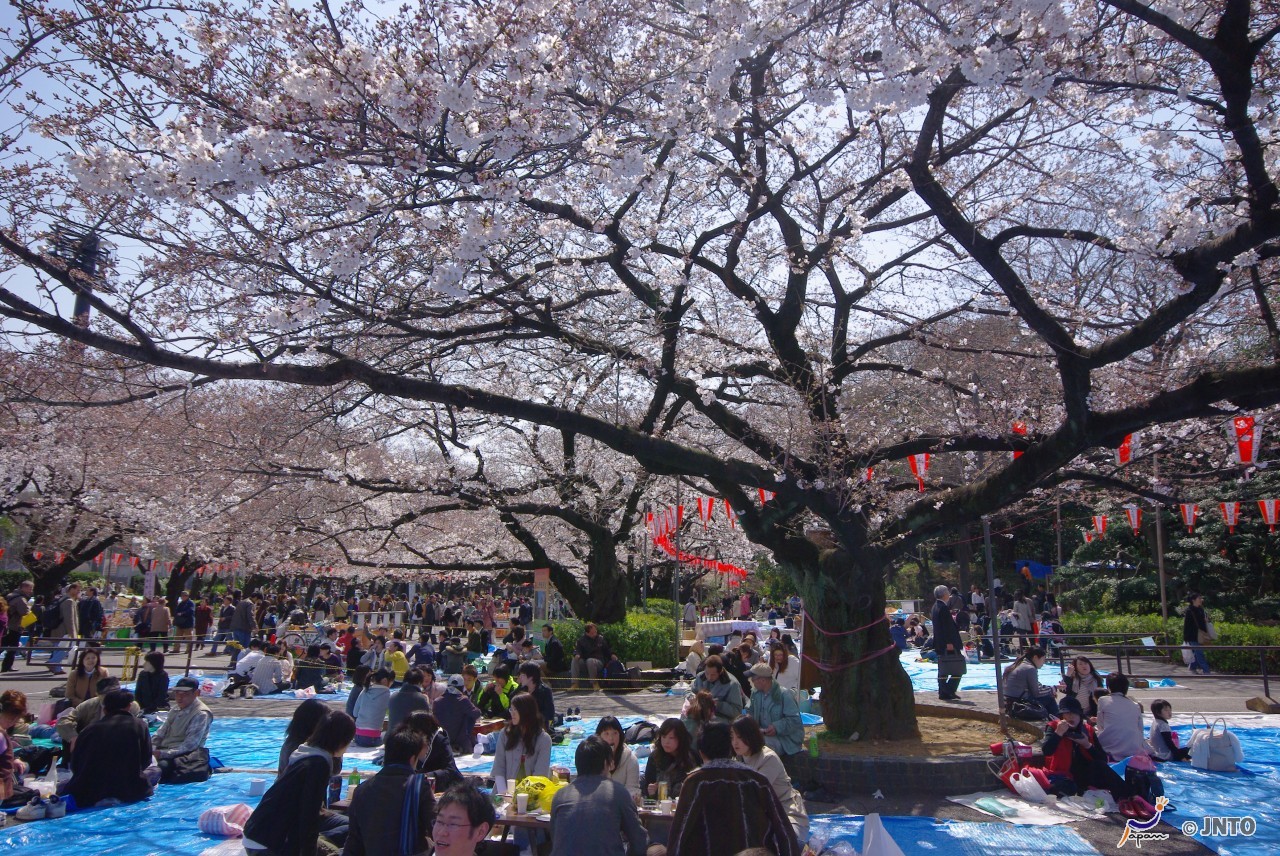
(801, 609, 887, 638)
(800, 644, 898, 673)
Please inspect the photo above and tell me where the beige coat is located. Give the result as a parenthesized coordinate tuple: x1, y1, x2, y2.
(149, 604, 172, 633)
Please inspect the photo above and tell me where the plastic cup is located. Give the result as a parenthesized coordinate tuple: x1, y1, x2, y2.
(660, 799, 674, 814)
(249, 778, 266, 796)
(516, 793, 529, 814)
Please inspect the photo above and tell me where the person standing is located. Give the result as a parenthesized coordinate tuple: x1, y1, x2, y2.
(78, 587, 104, 641)
(229, 590, 258, 649)
(931, 584, 966, 701)
(2, 580, 33, 673)
(683, 599, 698, 630)
(209, 595, 235, 656)
(46, 582, 81, 675)
(194, 597, 214, 650)
(1183, 592, 1212, 675)
(147, 595, 172, 653)
(173, 590, 196, 650)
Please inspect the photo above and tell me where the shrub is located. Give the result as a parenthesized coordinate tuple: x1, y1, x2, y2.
(633, 598, 678, 619)
(550, 608, 678, 668)
(1060, 611, 1280, 674)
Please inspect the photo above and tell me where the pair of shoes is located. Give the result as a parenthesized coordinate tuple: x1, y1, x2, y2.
(15, 796, 47, 821)
(44, 795, 66, 818)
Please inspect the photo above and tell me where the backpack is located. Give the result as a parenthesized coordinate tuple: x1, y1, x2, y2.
(623, 720, 658, 744)
(41, 597, 65, 631)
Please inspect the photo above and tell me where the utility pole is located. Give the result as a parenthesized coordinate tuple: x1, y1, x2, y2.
(983, 517, 1005, 718)
(672, 482, 682, 663)
(1154, 453, 1169, 624)
(49, 226, 105, 328)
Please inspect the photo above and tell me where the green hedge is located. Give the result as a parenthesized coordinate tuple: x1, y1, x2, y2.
(633, 598, 678, 619)
(1061, 611, 1280, 675)
(550, 609, 678, 668)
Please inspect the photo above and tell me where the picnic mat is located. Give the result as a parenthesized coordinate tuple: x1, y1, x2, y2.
(808, 813, 1100, 855)
(124, 672, 351, 704)
(0, 772, 266, 855)
(1160, 722, 1280, 856)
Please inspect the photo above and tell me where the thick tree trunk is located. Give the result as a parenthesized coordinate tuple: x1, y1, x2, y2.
(796, 548, 918, 741)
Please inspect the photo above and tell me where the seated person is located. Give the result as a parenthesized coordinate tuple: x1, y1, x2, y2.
(477, 664, 518, 719)
(889, 619, 908, 651)
(319, 643, 345, 679)
(387, 668, 432, 734)
(223, 639, 266, 697)
(64, 689, 153, 807)
(385, 640, 411, 684)
(430, 783, 497, 856)
(1002, 647, 1059, 718)
(293, 644, 329, 693)
(549, 736, 647, 856)
(56, 677, 140, 752)
(731, 715, 808, 841)
(441, 640, 467, 675)
(343, 728, 435, 855)
(407, 635, 436, 669)
(250, 644, 289, 696)
(691, 655, 745, 723)
(464, 620, 487, 656)
(1041, 696, 1133, 803)
(243, 711, 356, 856)
(433, 674, 482, 753)
(134, 651, 170, 714)
(65, 647, 110, 707)
(1148, 699, 1191, 762)
(652, 721, 801, 856)
(152, 676, 213, 781)
(399, 711, 463, 790)
(352, 669, 394, 747)
(0, 691, 32, 806)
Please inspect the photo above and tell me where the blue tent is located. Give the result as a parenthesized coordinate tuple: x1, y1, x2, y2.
(1014, 559, 1054, 579)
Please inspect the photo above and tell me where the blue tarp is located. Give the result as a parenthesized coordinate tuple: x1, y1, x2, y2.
(1160, 724, 1280, 856)
(0, 772, 266, 855)
(1013, 559, 1054, 579)
(898, 650, 1084, 693)
(809, 814, 1099, 855)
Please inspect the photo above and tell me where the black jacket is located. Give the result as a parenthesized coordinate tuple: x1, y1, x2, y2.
(343, 764, 435, 856)
(514, 682, 555, 732)
(134, 668, 170, 714)
(1184, 604, 1209, 645)
(77, 597, 104, 634)
(68, 711, 154, 807)
(432, 690, 482, 752)
(243, 753, 331, 856)
(544, 635, 568, 673)
(931, 600, 964, 655)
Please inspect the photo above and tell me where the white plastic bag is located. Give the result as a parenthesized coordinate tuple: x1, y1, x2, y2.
(1010, 770, 1048, 803)
(1180, 646, 1194, 666)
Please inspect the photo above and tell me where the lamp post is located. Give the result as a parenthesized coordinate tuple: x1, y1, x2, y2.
(48, 226, 106, 328)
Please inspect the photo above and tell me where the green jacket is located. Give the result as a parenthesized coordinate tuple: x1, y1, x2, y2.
(747, 682, 803, 756)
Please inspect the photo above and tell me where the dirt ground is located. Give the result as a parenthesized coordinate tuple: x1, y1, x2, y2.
(814, 715, 1040, 758)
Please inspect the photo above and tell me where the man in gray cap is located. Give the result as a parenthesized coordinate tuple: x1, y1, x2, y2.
(432, 673, 483, 752)
(745, 661, 804, 756)
(152, 676, 213, 782)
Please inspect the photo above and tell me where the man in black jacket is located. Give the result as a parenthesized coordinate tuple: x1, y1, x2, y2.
(541, 624, 568, 677)
(78, 587, 105, 640)
(343, 729, 435, 856)
(931, 584, 966, 701)
(571, 623, 611, 690)
(2, 580, 33, 672)
(387, 668, 432, 734)
(433, 675, 482, 752)
(65, 689, 153, 807)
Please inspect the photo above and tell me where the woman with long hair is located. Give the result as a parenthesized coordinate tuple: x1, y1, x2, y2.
(1059, 655, 1102, 718)
(1003, 646, 1060, 718)
(134, 651, 170, 714)
(643, 718, 700, 798)
(491, 692, 550, 794)
(277, 698, 330, 779)
(345, 665, 372, 718)
(769, 644, 800, 697)
(595, 715, 641, 797)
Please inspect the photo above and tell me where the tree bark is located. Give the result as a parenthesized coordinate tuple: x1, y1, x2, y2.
(793, 548, 919, 740)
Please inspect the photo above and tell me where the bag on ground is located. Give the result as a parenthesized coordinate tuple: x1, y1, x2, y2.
(198, 803, 253, 837)
(1188, 716, 1242, 772)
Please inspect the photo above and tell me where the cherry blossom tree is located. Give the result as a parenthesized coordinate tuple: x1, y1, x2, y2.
(2, 0, 1280, 738)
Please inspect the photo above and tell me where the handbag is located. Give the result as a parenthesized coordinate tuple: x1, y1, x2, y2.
(1188, 715, 1242, 772)
(937, 652, 968, 679)
(1008, 695, 1048, 721)
(159, 747, 212, 784)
